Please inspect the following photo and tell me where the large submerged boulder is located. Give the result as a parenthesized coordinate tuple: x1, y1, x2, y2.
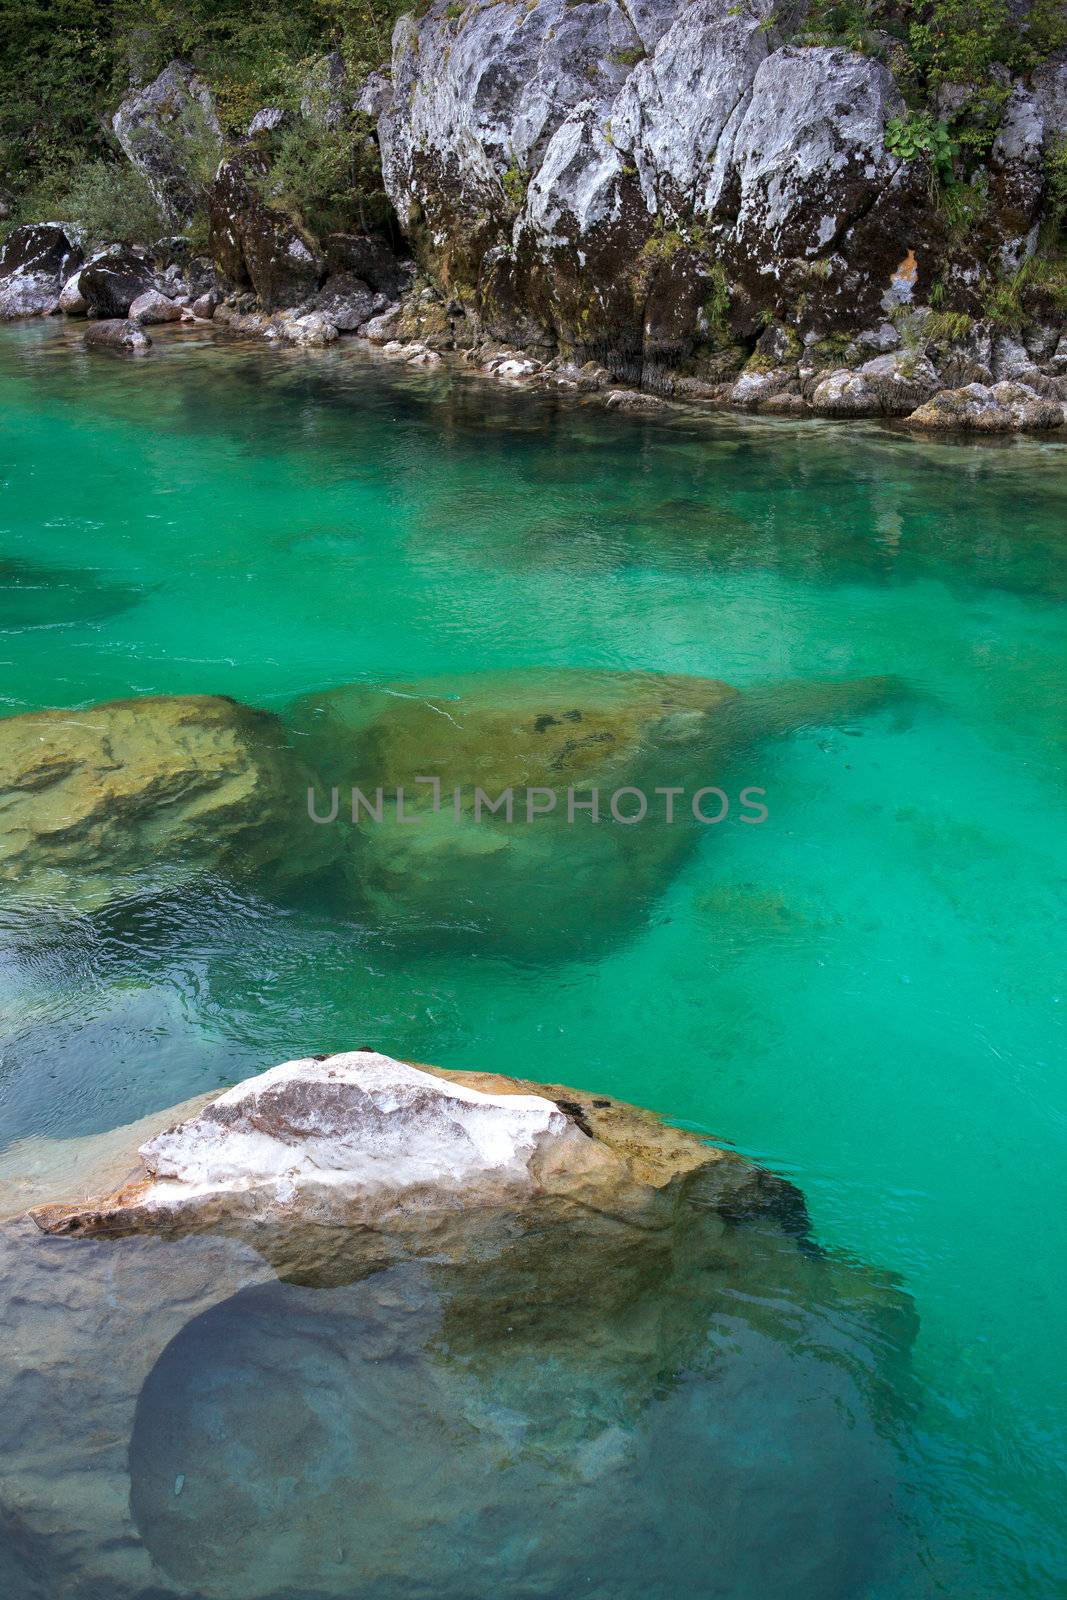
(287, 667, 905, 957)
(112, 60, 222, 225)
(0, 223, 81, 318)
(0, 694, 337, 909)
(4, 1049, 919, 1599)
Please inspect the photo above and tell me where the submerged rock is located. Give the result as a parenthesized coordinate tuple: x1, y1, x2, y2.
(84, 317, 153, 351)
(0, 223, 80, 318)
(4, 1051, 919, 1599)
(288, 667, 906, 957)
(0, 694, 337, 909)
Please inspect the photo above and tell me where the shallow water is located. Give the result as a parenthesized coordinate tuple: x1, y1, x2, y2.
(0, 321, 1065, 1596)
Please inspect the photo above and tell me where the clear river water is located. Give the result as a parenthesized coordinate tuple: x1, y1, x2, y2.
(0, 320, 1064, 1598)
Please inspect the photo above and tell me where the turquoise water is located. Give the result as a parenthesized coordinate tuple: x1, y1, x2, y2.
(1, 320, 1065, 1595)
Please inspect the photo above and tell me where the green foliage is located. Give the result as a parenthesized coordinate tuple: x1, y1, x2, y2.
(923, 308, 972, 342)
(18, 158, 167, 243)
(885, 111, 956, 179)
(609, 46, 646, 67)
(1045, 137, 1067, 236)
(701, 262, 731, 341)
(501, 157, 530, 209)
(906, 0, 1012, 86)
(260, 110, 390, 236)
(1, 0, 410, 197)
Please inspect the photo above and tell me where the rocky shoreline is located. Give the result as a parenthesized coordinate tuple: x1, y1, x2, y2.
(1, 4, 1065, 437)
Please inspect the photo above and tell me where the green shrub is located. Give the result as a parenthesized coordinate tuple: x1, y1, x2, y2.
(885, 111, 956, 180)
(259, 109, 390, 235)
(18, 158, 167, 243)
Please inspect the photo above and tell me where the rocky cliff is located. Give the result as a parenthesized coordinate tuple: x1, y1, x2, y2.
(1, 4, 1065, 425)
(373, 0, 1066, 390)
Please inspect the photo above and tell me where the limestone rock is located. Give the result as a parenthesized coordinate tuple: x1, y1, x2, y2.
(112, 60, 222, 225)
(0, 694, 337, 909)
(730, 368, 795, 409)
(0, 223, 80, 318)
(33, 1053, 625, 1235)
(323, 231, 409, 297)
(906, 380, 1065, 433)
(128, 288, 182, 324)
(189, 287, 220, 319)
(79, 247, 156, 318)
(282, 311, 340, 346)
(377, 3, 926, 370)
(58, 267, 88, 314)
(812, 352, 940, 417)
(84, 318, 153, 352)
(2, 1047, 917, 1600)
(247, 106, 290, 136)
(312, 271, 382, 330)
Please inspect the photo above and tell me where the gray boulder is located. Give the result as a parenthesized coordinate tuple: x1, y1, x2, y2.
(248, 106, 291, 136)
(128, 288, 182, 324)
(209, 151, 324, 309)
(906, 380, 1064, 433)
(378, 3, 929, 378)
(0, 224, 80, 318)
(300, 50, 349, 129)
(812, 352, 940, 417)
(324, 232, 409, 298)
(312, 272, 383, 331)
(59, 268, 88, 315)
(112, 60, 222, 225)
(84, 319, 153, 353)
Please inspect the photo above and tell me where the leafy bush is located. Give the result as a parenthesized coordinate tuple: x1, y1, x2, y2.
(885, 111, 956, 180)
(18, 158, 166, 243)
(259, 110, 391, 236)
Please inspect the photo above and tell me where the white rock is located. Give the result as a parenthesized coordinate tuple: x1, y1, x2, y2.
(136, 1051, 582, 1215)
(59, 269, 88, 315)
(283, 312, 339, 347)
(128, 289, 182, 324)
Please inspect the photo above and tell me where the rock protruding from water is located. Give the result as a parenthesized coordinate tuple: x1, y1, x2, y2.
(4, 1051, 920, 1600)
(31, 1051, 737, 1239)
(0, 694, 337, 908)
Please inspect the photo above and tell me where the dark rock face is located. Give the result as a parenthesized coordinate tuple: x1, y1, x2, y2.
(112, 60, 222, 225)
(80, 248, 157, 318)
(209, 151, 324, 309)
(323, 231, 409, 298)
(0, 224, 81, 318)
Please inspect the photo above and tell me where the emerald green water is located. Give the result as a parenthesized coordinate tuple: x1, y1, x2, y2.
(1, 321, 1065, 1596)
